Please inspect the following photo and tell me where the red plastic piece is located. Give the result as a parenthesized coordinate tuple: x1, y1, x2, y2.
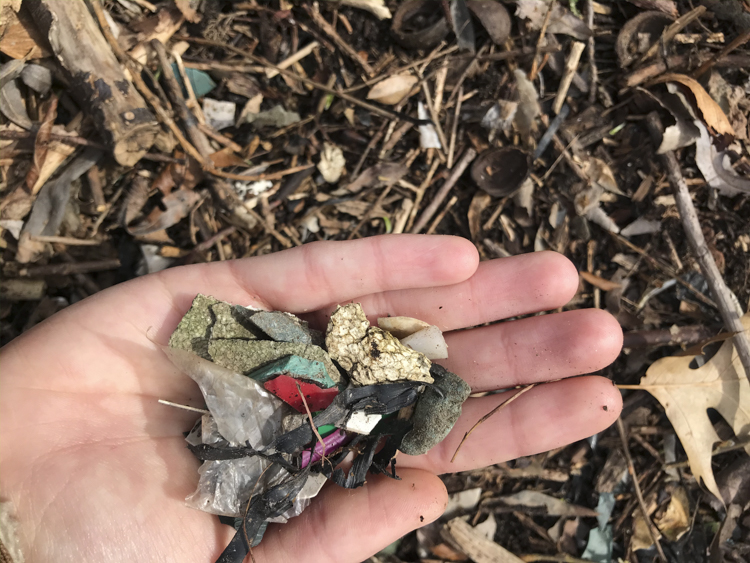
(263, 375, 339, 413)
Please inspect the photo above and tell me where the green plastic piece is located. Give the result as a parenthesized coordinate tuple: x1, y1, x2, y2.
(317, 424, 336, 436)
(207, 339, 341, 383)
(168, 294, 219, 359)
(171, 64, 216, 98)
(247, 354, 336, 389)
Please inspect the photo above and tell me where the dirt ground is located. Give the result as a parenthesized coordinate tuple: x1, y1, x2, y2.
(1, 1, 749, 562)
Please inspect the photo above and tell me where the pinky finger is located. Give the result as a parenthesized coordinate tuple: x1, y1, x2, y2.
(254, 469, 448, 563)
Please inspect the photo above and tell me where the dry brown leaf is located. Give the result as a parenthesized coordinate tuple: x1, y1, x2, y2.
(209, 146, 247, 169)
(580, 271, 622, 291)
(638, 314, 750, 501)
(367, 74, 418, 105)
(654, 486, 690, 541)
(127, 189, 201, 236)
(652, 73, 735, 137)
(25, 96, 57, 193)
(443, 518, 524, 563)
(497, 490, 598, 517)
(468, 191, 491, 241)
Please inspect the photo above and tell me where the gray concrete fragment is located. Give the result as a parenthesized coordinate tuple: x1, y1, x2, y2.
(399, 364, 471, 456)
(210, 302, 260, 340)
(168, 294, 219, 359)
(249, 311, 313, 344)
(208, 339, 341, 383)
(326, 303, 432, 386)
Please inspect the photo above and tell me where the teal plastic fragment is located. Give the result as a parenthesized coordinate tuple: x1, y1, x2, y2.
(171, 63, 216, 98)
(247, 354, 336, 389)
(317, 424, 336, 437)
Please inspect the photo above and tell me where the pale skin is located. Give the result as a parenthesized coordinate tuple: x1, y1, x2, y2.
(0, 235, 623, 562)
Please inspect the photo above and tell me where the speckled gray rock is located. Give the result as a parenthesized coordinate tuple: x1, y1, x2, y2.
(399, 364, 471, 456)
(169, 294, 219, 358)
(326, 303, 432, 386)
(210, 302, 260, 340)
(249, 311, 313, 344)
(207, 339, 341, 383)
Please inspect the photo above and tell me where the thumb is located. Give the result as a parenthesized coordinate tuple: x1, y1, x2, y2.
(251, 468, 448, 563)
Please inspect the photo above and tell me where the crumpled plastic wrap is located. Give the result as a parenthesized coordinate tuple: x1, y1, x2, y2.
(162, 347, 289, 516)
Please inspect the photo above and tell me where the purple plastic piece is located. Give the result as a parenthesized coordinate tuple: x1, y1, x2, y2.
(301, 429, 350, 467)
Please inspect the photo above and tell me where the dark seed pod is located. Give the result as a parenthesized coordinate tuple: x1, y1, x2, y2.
(392, 0, 450, 50)
(471, 147, 531, 197)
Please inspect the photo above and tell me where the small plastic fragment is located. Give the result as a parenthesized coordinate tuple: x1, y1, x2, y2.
(21, 64, 52, 95)
(211, 302, 260, 340)
(345, 410, 383, 435)
(301, 429, 350, 467)
(399, 364, 471, 456)
(248, 354, 335, 388)
(263, 375, 339, 412)
(249, 311, 314, 344)
(203, 98, 236, 130)
(171, 63, 216, 98)
(169, 294, 220, 358)
(326, 303, 433, 386)
(208, 339, 341, 383)
(418, 102, 442, 149)
(377, 316, 430, 339)
(243, 105, 301, 129)
(400, 325, 449, 360)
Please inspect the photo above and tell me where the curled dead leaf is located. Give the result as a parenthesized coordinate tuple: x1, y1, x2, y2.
(616, 11, 673, 68)
(471, 147, 531, 197)
(367, 74, 418, 105)
(392, 0, 450, 49)
(651, 73, 735, 138)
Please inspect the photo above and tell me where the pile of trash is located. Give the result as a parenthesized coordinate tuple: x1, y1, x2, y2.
(162, 295, 470, 563)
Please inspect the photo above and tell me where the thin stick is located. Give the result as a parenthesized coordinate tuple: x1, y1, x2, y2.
(410, 148, 476, 234)
(426, 194, 457, 234)
(347, 184, 393, 240)
(447, 85, 463, 169)
(158, 399, 210, 414)
(451, 384, 538, 463)
(639, 6, 706, 64)
(295, 382, 330, 467)
(617, 418, 667, 562)
(31, 235, 103, 246)
(529, 0, 556, 80)
(172, 49, 205, 125)
(405, 158, 441, 232)
(692, 28, 750, 79)
(198, 123, 243, 153)
(552, 42, 586, 115)
(420, 79, 449, 153)
(646, 112, 750, 383)
(177, 36, 426, 125)
(90, 0, 209, 167)
(266, 40, 319, 78)
(586, 0, 597, 104)
(306, 6, 374, 76)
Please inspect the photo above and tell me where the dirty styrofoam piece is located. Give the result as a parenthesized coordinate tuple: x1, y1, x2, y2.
(418, 102, 441, 149)
(203, 98, 236, 130)
(400, 325, 448, 360)
(326, 303, 433, 386)
(345, 410, 383, 435)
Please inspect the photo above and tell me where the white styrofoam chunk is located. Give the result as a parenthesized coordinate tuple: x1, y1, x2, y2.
(400, 325, 448, 359)
(345, 410, 382, 435)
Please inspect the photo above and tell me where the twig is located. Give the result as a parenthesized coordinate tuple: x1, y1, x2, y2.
(646, 112, 750, 383)
(405, 158, 441, 233)
(616, 418, 667, 562)
(158, 399, 210, 414)
(306, 5, 374, 76)
(347, 184, 393, 240)
(176, 36, 427, 126)
(622, 325, 718, 349)
(89, 0, 209, 167)
(447, 85, 463, 169)
(172, 48, 205, 124)
(586, 0, 597, 104)
(420, 78, 449, 153)
(624, 54, 750, 88)
(86, 165, 106, 212)
(296, 382, 330, 467)
(451, 384, 538, 463)
(152, 39, 213, 158)
(553, 42, 586, 115)
(692, 28, 750, 79)
(639, 6, 706, 64)
(426, 194, 457, 234)
(410, 148, 476, 234)
(15, 259, 121, 277)
(529, 0, 556, 80)
(198, 123, 243, 153)
(30, 235, 103, 246)
(266, 40, 319, 78)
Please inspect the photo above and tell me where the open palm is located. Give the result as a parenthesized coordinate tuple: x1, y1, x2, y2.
(0, 235, 623, 563)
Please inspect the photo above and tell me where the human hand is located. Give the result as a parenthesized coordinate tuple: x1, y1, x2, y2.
(0, 235, 622, 562)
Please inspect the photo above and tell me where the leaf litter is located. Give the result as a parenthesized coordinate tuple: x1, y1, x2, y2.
(1, 1, 749, 561)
